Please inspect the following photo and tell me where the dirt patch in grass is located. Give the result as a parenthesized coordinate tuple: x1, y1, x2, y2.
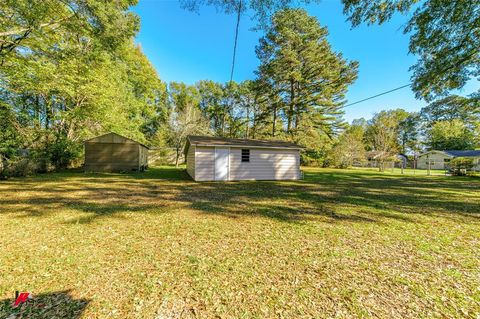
(0, 166, 479, 318)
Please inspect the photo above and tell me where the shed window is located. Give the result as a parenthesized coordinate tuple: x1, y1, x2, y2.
(241, 149, 250, 162)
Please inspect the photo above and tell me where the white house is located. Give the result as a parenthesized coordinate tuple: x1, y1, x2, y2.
(185, 136, 303, 181)
(417, 150, 480, 170)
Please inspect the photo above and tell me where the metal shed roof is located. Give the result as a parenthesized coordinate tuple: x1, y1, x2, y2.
(85, 132, 150, 149)
(187, 135, 303, 149)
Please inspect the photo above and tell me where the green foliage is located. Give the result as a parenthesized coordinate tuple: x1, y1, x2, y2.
(0, 0, 168, 173)
(421, 95, 480, 126)
(397, 111, 421, 154)
(44, 134, 83, 170)
(179, 0, 321, 28)
(365, 110, 408, 171)
(341, 0, 480, 100)
(420, 95, 479, 150)
(428, 119, 476, 150)
(330, 123, 366, 168)
(164, 82, 210, 166)
(0, 104, 22, 160)
(255, 8, 358, 147)
(0, 0, 140, 68)
(449, 157, 475, 176)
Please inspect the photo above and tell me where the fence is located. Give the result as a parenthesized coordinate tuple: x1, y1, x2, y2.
(351, 160, 451, 175)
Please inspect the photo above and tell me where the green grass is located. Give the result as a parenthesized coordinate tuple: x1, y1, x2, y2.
(0, 166, 479, 318)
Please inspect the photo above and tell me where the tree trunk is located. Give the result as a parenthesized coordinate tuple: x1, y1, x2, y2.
(245, 105, 250, 139)
(294, 104, 300, 130)
(287, 79, 295, 133)
(272, 104, 277, 137)
(175, 147, 180, 168)
(221, 113, 226, 136)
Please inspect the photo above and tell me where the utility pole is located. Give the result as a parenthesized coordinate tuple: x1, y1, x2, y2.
(427, 154, 431, 176)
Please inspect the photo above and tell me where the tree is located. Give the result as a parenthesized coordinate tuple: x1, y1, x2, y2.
(179, 0, 320, 28)
(428, 119, 476, 151)
(420, 95, 480, 128)
(197, 80, 224, 135)
(0, 0, 167, 173)
(341, 0, 480, 100)
(255, 8, 358, 144)
(181, 0, 479, 100)
(365, 110, 403, 171)
(397, 112, 421, 155)
(0, 103, 23, 175)
(167, 83, 210, 167)
(421, 95, 479, 151)
(0, 0, 139, 63)
(331, 123, 366, 168)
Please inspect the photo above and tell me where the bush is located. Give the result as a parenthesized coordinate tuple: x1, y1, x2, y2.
(301, 149, 331, 167)
(448, 157, 474, 176)
(0, 157, 39, 178)
(44, 136, 83, 170)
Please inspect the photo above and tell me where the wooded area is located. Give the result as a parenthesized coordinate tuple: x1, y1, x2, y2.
(0, 0, 479, 177)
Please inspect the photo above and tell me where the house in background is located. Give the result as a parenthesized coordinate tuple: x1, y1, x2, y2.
(84, 132, 149, 172)
(417, 150, 480, 170)
(364, 151, 408, 168)
(185, 136, 303, 181)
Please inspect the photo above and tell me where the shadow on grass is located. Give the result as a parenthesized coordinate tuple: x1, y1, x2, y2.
(0, 166, 479, 224)
(0, 290, 89, 319)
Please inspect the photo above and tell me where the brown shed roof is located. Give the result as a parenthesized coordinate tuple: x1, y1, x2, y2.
(187, 135, 303, 149)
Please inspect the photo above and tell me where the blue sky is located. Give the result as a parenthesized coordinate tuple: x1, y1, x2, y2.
(132, 0, 477, 122)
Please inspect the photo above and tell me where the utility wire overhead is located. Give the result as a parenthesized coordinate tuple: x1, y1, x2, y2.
(229, 0, 242, 83)
(344, 83, 411, 107)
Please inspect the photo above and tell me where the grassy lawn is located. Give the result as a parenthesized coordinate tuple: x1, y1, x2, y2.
(0, 167, 479, 318)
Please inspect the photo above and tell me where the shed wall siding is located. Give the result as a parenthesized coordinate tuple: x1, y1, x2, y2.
(192, 146, 300, 181)
(186, 145, 196, 179)
(85, 142, 140, 172)
(194, 146, 215, 181)
(229, 148, 299, 181)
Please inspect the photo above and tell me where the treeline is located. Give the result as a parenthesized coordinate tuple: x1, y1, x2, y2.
(1, 1, 168, 176)
(331, 95, 480, 170)
(1, 7, 360, 174)
(1, 2, 478, 177)
(158, 9, 358, 166)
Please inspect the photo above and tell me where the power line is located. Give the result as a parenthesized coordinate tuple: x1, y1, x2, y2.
(229, 0, 242, 83)
(344, 83, 411, 107)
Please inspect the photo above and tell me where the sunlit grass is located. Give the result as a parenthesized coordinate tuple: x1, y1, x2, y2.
(0, 166, 479, 318)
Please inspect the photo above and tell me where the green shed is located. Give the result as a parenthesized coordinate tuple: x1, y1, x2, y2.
(84, 132, 149, 172)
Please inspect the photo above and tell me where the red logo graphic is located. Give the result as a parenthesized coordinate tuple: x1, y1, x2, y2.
(13, 291, 32, 307)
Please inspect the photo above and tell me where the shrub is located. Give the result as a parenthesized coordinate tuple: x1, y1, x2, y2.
(448, 157, 474, 176)
(0, 157, 38, 178)
(44, 136, 83, 170)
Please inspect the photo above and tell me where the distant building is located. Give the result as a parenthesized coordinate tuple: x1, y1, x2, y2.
(417, 150, 480, 170)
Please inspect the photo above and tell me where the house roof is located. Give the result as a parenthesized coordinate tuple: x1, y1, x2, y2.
(187, 135, 303, 149)
(420, 150, 480, 157)
(443, 150, 480, 157)
(85, 132, 149, 149)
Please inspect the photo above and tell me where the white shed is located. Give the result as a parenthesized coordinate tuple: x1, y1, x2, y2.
(185, 136, 303, 181)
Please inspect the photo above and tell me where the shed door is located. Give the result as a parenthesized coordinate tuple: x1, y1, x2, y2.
(215, 147, 230, 181)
